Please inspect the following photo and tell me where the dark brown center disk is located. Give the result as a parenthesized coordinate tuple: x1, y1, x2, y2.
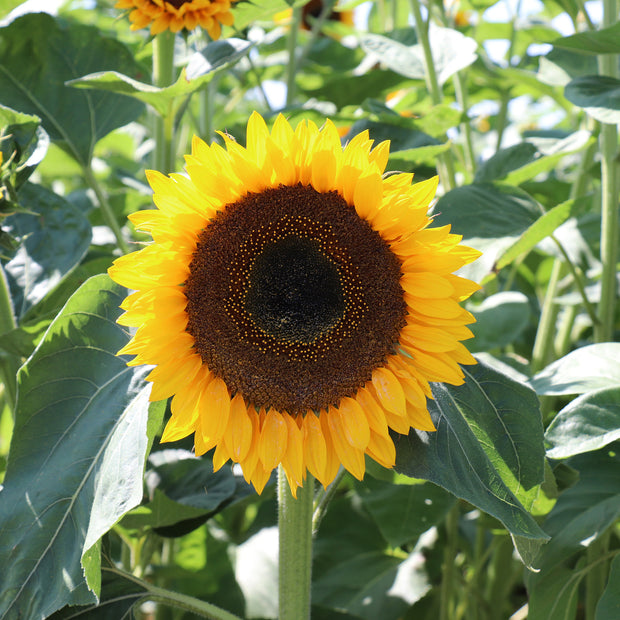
(184, 184, 406, 415)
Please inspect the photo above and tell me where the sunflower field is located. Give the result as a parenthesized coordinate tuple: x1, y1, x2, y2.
(0, 0, 619, 619)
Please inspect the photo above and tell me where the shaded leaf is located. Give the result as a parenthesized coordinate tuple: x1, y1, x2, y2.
(545, 387, 620, 459)
(2, 182, 91, 319)
(565, 75, 620, 124)
(0, 274, 155, 619)
(597, 554, 620, 620)
(432, 183, 543, 281)
(0, 13, 145, 166)
(394, 360, 548, 552)
(468, 291, 531, 352)
(529, 344, 620, 395)
(538, 48, 599, 87)
(356, 477, 456, 548)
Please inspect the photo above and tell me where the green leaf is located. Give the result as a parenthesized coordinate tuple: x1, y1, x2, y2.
(432, 183, 543, 281)
(552, 22, 620, 55)
(360, 25, 477, 85)
(468, 291, 531, 352)
(529, 344, 620, 395)
(597, 554, 620, 620)
(474, 132, 592, 186)
(394, 360, 548, 550)
(68, 39, 253, 118)
(0, 274, 154, 619)
(533, 447, 620, 572)
(356, 477, 456, 548)
(564, 75, 620, 124)
(538, 48, 599, 87)
(526, 563, 582, 620)
(0, 0, 22, 18)
(2, 182, 91, 319)
(231, 0, 307, 31)
(0, 13, 145, 166)
(313, 551, 430, 620)
(545, 387, 620, 459)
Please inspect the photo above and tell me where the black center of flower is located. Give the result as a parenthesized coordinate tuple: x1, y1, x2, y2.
(166, 0, 190, 8)
(245, 236, 345, 344)
(184, 184, 406, 415)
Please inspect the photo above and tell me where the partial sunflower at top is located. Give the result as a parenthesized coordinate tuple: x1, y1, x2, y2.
(109, 113, 481, 496)
(115, 0, 236, 38)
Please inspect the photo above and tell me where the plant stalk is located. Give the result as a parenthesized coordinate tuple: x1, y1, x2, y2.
(439, 503, 459, 620)
(152, 30, 176, 173)
(0, 264, 17, 413)
(278, 466, 314, 620)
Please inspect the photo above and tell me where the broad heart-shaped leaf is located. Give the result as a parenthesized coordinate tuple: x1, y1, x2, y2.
(545, 387, 620, 459)
(0, 13, 145, 167)
(394, 360, 548, 550)
(529, 344, 620, 396)
(432, 183, 543, 282)
(68, 38, 253, 118)
(597, 554, 620, 620)
(0, 274, 160, 620)
(2, 182, 91, 319)
(527, 447, 620, 615)
(361, 24, 477, 85)
(552, 22, 620, 55)
(564, 75, 620, 124)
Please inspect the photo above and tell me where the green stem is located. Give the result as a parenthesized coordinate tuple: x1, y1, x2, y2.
(278, 466, 314, 620)
(439, 503, 459, 620)
(82, 165, 130, 255)
(408, 0, 457, 191)
(0, 264, 17, 414)
(296, 0, 336, 73)
(153, 31, 176, 173)
(286, 8, 302, 106)
(555, 304, 578, 359)
(531, 259, 563, 374)
(104, 568, 243, 620)
(312, 466, 345, 534)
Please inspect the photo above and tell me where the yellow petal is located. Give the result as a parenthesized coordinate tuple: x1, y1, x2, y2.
(224, 393, 253, 461)
(281, 414, 305, 492)
(326, 407, 366, 480)
(258, 409, 288, 470)
(372, 367, 407, 417)
(337, 397, 370, 450)
(196, 376, 231, 453)
(303, 412, 328, 483)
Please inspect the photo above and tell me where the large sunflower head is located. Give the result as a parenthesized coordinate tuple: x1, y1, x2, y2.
(115, 0, 236, 38)
(109, 113, 481, 496)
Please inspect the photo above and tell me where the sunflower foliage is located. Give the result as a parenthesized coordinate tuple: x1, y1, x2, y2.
(0, 0, 618, 619)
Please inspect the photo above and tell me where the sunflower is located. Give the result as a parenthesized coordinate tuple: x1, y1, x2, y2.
(115, 0, 236, 38)
(109, 113, 481, 496)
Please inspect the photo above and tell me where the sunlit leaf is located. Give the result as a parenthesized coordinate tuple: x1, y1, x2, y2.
(529, 344, 620, 395)
(394, 360, 548, 556)
(545, 388, 620, 459)
(552, 23, 620, 55)
(0, 275, 158, 619)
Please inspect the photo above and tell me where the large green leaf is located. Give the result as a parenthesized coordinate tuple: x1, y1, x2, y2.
(0, 13, 144, 166)
(565, 75, 620, 124)
(552, 23, 620, 55)
(2, 182, 91, 319)
(538, 48, 599, 87)
(68, 38, 253, 118)
(394, 360, 548, 550)
(356, 477, 456, 548)
(360, 25, 477, 85)
(529, 344, 620, 395)
(432, 183, 543, 281)
(0, 274, 160, 619)
(527, 447, 620, 615)
(545, 387, 620, 459)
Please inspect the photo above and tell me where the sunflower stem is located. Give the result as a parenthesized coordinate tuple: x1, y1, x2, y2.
(278, 466, 314, 620)
(0, 264, 17, 414)
(286, 7, 302, 106)
(594, 0, 619, 343)
(439, 503, 459, 620)
(153, 30, 176, 173)
(82, 165, 130, 254)
(312, 466, 346, 534)
(408, 0, 457, 191)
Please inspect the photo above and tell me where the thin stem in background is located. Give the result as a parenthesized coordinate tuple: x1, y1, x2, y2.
(312, 466, 346, 534)
(0, 264, 17, 414)
(408, 0, 457, 191)
(439, 503, 459, 620)
(296, 0, 337, 75)
(82, 165, 130, 255)
(285, 7, 302, 106)
(278, 467, 314, 620)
